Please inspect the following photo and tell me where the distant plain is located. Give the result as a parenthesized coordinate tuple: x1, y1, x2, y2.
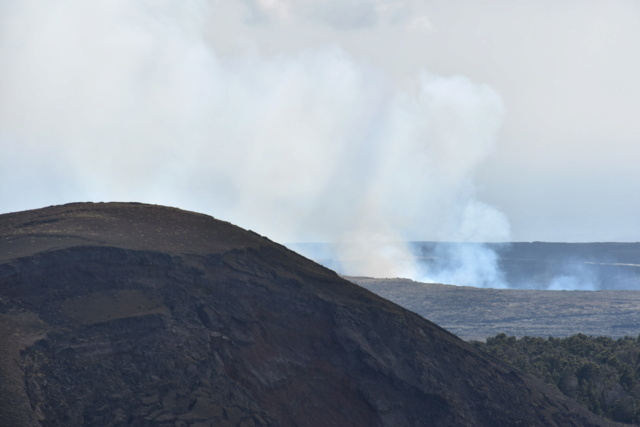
(350, 276, 640, 341)
(323, 242, 640, 341)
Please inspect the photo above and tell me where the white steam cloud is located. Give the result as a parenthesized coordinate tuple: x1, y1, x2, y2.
(0, 0, 509, 287)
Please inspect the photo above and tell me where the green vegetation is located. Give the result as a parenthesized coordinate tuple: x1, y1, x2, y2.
(472, 333, 640, 424)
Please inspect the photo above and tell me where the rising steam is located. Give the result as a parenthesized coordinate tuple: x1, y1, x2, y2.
(0, 1, 509, 287)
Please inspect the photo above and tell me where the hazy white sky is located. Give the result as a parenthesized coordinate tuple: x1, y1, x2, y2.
(219, 0, 640, 242)
(1, 0, 639, 244)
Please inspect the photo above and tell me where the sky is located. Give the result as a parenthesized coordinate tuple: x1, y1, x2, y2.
(1, 1, 639, 282)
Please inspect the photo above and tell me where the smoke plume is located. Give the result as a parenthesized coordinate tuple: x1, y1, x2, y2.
(0, 0, 510, 287)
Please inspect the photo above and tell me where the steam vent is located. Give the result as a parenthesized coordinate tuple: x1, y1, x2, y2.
(0, 203, 621, 426)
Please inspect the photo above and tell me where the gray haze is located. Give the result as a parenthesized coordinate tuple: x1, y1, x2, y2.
(1, 1, 639, 286)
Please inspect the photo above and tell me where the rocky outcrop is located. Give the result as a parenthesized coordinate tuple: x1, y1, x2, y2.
(0, 203, 623, 426)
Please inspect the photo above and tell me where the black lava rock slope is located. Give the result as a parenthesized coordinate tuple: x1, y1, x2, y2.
(0, 203, 622, 426)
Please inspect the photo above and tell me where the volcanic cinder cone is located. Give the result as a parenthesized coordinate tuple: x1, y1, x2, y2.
(0, 203, 621, 426)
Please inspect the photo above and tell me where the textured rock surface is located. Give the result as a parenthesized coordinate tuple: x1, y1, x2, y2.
(0, 202, 623, 426)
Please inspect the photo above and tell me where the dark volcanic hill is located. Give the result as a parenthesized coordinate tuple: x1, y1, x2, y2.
(0, 203, 622, 426)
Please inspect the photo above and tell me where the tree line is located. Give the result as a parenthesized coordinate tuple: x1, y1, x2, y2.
(472, 333, 640, 424)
